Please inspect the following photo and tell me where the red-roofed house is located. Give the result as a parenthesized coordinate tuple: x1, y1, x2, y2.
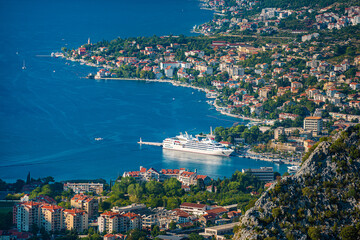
(178, 171, 197, 186)
(180, 202, 210, 216)
(205, 207, 228, 216)
(104, 234, 116, 240)
(195, 175, 211, 185)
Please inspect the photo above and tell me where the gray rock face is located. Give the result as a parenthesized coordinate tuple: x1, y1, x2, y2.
(234, 125, 360, 240)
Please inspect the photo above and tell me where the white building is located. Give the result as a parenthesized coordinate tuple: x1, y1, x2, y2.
(179, 202, 210, 216)
(303, 116, 323, 135)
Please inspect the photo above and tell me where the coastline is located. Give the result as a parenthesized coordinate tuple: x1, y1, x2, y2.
(92, 76, 266, 123)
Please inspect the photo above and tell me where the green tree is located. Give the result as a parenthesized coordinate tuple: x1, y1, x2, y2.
(163, 178, 182, 197)
(188, 233, 205, 240)
(145, 181, 164, 195)
(340, 225, 359, 240)
(308, 226, 321, 240)
(166, 197, 180, 210)
(128, 183, 144, 202)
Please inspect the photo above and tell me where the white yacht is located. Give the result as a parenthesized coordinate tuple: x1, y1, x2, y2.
(287, 165, 300, 172)
(163, 131, 233, 157)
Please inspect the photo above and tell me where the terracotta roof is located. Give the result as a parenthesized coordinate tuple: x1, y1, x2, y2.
(205, 207, 228, 215)
(41, 205, 63, 211)
(304, 116, 322, 120)
(104, 234, 115, 237)
(196, 175, 209, 180)
(181, 171, 196, 177)
(180, 202, 206, 209)
(64, 209, 86, 215)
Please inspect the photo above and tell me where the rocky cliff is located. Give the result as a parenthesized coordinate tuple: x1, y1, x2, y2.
(234, 125, 360, 240)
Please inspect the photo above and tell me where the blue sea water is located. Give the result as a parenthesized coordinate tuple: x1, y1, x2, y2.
(0, 0, 289, 182)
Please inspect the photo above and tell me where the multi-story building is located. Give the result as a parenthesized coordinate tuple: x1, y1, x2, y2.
(63, 209, 88, 232)
(98, 211, 125, 233)
(40, 205, 64, 232)
(274, 127, 285, 140)
(123, 212, 142, 231)
(63, 182, 104, 194)
(70, 194, 98, 218)
(303, 116, 323, 135)
(14, 202, 42, 232)
(178, 171, 197, 186)
(98, 211, 142, 234)
(179, 203, 210, 216)
(242, 167, 274, 182)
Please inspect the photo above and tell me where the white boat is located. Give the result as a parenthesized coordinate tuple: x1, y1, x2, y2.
(163, 130, 233, 157)
(94, 137, 103, 141)
(287, 165, 300, 172)
(22, 60, 26, 70)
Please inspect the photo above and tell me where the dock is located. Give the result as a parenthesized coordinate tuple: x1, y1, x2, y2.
(138, 138, 163, 147)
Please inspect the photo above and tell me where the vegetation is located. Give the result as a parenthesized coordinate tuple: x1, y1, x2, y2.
(214, 125, 273, 145)
(99, 171, 264, 212)
(235, 125, 360, 239)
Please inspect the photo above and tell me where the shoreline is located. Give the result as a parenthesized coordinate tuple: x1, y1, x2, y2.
(87, 75, 266, 123)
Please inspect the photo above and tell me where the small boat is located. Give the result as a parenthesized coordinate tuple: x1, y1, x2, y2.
(22, 60, 26, 70)
(288, 165, 300, 172)
(87, 73, 95, 79)
(94, 137, 103, 141)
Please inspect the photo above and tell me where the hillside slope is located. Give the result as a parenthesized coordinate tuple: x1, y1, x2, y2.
(234, 125, 360, 240)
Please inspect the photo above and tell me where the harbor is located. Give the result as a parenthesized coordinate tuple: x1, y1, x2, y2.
(137, 137, 300, 166)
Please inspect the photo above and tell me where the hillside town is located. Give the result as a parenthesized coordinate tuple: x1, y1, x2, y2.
(2, 0, 360, 239)
(1, 164, 275, 240)
(61, 2, 360, 163)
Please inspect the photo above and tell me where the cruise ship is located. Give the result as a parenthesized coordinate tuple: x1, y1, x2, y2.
(162, 132, 234, 157)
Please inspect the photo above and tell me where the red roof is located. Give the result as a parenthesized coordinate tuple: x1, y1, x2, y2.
(41, 205, 63, 211)
(180, 202, 206, 209)
(196, 175, 208, 180)
(63, 209, 86, 215)
(205, 207, 228, 215)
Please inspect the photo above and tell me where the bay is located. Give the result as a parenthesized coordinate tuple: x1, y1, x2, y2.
(0, 0, 289, 182)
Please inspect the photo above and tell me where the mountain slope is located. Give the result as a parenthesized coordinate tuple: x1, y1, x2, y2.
(234, 125, 360, 240)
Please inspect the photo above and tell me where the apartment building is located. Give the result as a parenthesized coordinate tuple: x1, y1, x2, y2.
(63, 182, 104, 194)
(40, 205, 64, 232)
(70, 194, 98, 218)
(14, 202, 42, 232)
(98, 211, 142, 234)
(63, 209, 88, 232)
(303, 116, 323, 135)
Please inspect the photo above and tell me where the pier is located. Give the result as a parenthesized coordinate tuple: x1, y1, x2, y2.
(137, 138, 163, 147)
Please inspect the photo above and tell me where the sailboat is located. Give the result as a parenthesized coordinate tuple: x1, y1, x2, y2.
(22, 60, 26, 70)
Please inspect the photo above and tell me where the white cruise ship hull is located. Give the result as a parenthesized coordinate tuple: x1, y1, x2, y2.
(163, 144, 233, 156)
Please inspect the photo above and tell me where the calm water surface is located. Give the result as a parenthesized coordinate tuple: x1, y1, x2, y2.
(0, 0, 289, 182)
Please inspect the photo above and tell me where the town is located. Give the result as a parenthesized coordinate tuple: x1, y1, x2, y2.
(2, 0, 360, 239)
(60, 3, 360, 165)
(0, 165, 278, 240)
